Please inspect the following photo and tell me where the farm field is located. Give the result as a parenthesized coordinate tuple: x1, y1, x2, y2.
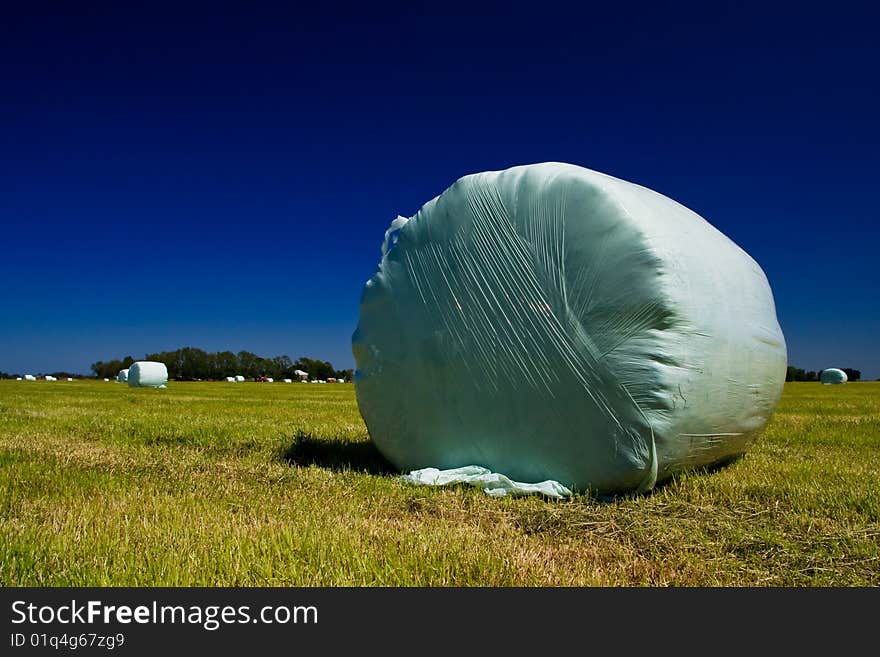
(1, 380, 878, 586)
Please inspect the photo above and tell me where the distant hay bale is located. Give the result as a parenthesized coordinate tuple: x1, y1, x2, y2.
(820, 368, 848, 385)
(235, 375, 245, 382)
(117, 368, 129, 383)
(266, 377, 274, 383)
(44, 375, 57, 381)
(283, 378, 292, 383)
(24, 375, 36, 381)
(225, 376, 236, 382)
(127, 361, 168, 388)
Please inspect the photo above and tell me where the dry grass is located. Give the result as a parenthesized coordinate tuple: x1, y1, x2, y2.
(1, 380, 878, 585)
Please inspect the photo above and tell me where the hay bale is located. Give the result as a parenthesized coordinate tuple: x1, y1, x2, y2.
(117, 369, 129, 383)
(820, 368, 848, 385)
(353, 162, 787, 494)
(127, 361, 168, 388)
(235, 375, 245, 382)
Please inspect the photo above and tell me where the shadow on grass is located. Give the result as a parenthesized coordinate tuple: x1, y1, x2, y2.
(281, 430, 398, 476)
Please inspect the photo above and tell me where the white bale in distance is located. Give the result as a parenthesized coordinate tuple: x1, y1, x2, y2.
(117, 368, 129, 383)
(67, 378, 73, 381)
(820, 368, 848, 385)
(225, 376, 236, 382)
(16, 377, 22, 380)
(24, 375, 36, 381)
(127, 361, 168, 388)
(45, 375, 57, 381)
(266, 377, 274, 383)
(353, 162, 787, 494)
(234, 375, 245, 382)
(103, 378, 110, 382)
(283, 378, 292, 383)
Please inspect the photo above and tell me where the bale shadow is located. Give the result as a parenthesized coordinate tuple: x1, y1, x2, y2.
(281, 430, 398, 476)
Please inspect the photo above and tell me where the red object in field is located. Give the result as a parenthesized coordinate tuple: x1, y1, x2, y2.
(255, 376, 269, 382)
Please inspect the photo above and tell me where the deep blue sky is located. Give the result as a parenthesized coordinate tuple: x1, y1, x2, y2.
(2, 2, 878, 378)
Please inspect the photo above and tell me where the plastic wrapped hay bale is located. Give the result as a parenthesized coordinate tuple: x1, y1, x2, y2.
(235, 375, 245, 382)
(127, 361, 168, 388)
(225, 376, 236, 382)
(352, 162, 787, 495)
(820, 368, 847, 385)
(117, 368, 129, 383)
(24, 375, 36, 381)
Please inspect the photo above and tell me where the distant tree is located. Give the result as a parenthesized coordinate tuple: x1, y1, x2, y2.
(842, 368, 861, 381)
(294, 357, 335, 381)
(805, 371, 817, 382)
(786, 366, 806, 382)
(92, 348, 352, 382)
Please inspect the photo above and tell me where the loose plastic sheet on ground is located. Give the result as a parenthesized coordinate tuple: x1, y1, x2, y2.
(403, 466, 572, 498)
(353, 162, 787, 495)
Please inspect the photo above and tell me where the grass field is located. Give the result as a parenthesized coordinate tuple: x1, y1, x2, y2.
(1, 380, 877, 586)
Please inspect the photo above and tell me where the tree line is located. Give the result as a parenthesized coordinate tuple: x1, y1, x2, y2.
(89, 348, 353, 382)
(786, 366, 861, 382)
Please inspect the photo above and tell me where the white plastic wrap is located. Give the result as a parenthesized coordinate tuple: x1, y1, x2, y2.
(353, 162, 787, 494)
(116, 368, 129, 383)
(403, 466, 572, 498)
(235, 375, 245, 382)
(127, 361, 168, 388)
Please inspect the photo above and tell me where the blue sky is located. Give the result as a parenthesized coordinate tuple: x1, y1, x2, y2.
(1, 2, 878, 378)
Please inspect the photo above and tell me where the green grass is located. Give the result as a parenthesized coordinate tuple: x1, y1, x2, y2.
(1, 380, 878, 586)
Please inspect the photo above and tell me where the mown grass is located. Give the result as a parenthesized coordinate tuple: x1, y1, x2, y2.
(1, 380, 877, 586)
